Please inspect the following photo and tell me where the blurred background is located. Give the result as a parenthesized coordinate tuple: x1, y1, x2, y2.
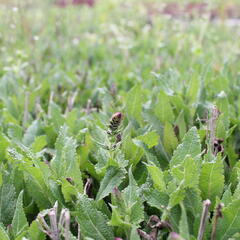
(0, 0, 240, 111)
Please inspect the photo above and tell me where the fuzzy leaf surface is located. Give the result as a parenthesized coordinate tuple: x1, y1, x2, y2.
(96, 166, 125, 201)
(170, 127, 201, 167)
(76, 194, 114, 240)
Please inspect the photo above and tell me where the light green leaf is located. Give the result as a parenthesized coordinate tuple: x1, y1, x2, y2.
(146, 164, 166, 191)
(89, 125, 109, 147)
(24, 165, 52, 209)
(126, 85, 143, 123)
(169, 185, 185, 208)
(94, 148, 109, 174)
(122, 134, 143, 166)
(0, 224, 10, 240)
(48, 101, 65, 130)
(172, 156, 199, 189)
(171, 127, 201, 168)
(76, 194, 114, 240)
(96, 166, 125, 201)
(61, 179, 78, 203)
(187, 74, 200, 106)
(0, 182, 16, 225)
(175, 111, 187, 140)
(216, 199, 240, 240)
(31, 135, 47, 153)
(136, 131, 159, 149)
(163, 122, 178, 153)
(183, 157, 199, 188)
(143, 188, 169, 211)
(199, 157, 224, 207)
(221, 185, 232, 205)
(130, 226, 141, 240)
(28, 220, 46, 240)
(23, 120, 42, 146)
(109, 205, 130, 228)
(7, 123, 23, 141)
(123, 167, 144, 224)
(51, 126, 83, 191)
(155, 90, 174, 123)
(51, 125, 76, 177)
(183, 188, 202, 219)
(0, 132, 10, 162)
(216, 91, 229, 130)
(179, 204, 190, 240)
(12, 191, 28, 238)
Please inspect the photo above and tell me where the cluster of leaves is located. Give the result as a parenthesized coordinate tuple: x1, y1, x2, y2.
(0, 0, 240, 239)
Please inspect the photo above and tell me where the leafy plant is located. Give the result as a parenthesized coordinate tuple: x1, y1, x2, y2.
(0, 0, 240, 239)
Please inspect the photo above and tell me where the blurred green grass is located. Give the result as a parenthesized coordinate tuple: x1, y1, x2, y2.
(0, 1, 240, 239)
(0, 0, 239, 110)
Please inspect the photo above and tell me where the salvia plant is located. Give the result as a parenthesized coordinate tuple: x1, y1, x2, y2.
(0, 0, 240, 240)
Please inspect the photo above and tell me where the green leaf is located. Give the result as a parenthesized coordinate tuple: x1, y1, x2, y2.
(155, 90, 174, 123)
(51, 126, 83, 191)
(136, 131, 159, 148)
(0, 224, 10, 240)
(0, 182, 16, 225)
(76, 194, 114, 240)
(94, 148, 109, 174)
(109, 169, 144, 228)
(143, 188, 169, 211)
(170, 127, 201, 168)
(126, 85, 143, 123)
(169, 184, 185, 208)
(221, 185, 232, 205)
(12, 191, 28, 238)
(216, 91, 229, 130)
(48, 101, 65, 130)
(89, 125, 109, 147)
(24, 165, 52, 209)
(146, 164, 166, 191)
(163, 122, 178, 154)
(130, 226, 141, 240)
(123, 167, 144, 224)
(0, 131, 10, 162)
(187, 74, 200, 106)
(169, 205, 181, 232)
(109, 205, 130, 228)
(122, 134, 144, 166)
(23, 120, 42, 146)
(175, 111, 187, 140)
(179, 204, 190, 240)
(51, 125, 76, 177)
(7, 123, 23, 141)
(216, 199, 240, 240)
(199, 157, 224, 207)
(96, 166, 125, 201)
(133, 139, 161, 168)
(171, 156, 199, 189)
(31, 135, 47, 153)
(61, 179, 78, 203)
(184, 189, 200, 212)
(28, 220, 46, 240)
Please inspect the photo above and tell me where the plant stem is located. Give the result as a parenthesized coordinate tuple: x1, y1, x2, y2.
(197, 199, 211, 240)
(211, 203, 224, 240)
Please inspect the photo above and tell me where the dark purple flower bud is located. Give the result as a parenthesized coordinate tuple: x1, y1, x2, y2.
(66, 177, 74, 185)
(109, 112, 123, 133)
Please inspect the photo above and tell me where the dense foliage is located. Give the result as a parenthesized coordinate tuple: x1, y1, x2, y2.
(0, 0, 240, 239)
